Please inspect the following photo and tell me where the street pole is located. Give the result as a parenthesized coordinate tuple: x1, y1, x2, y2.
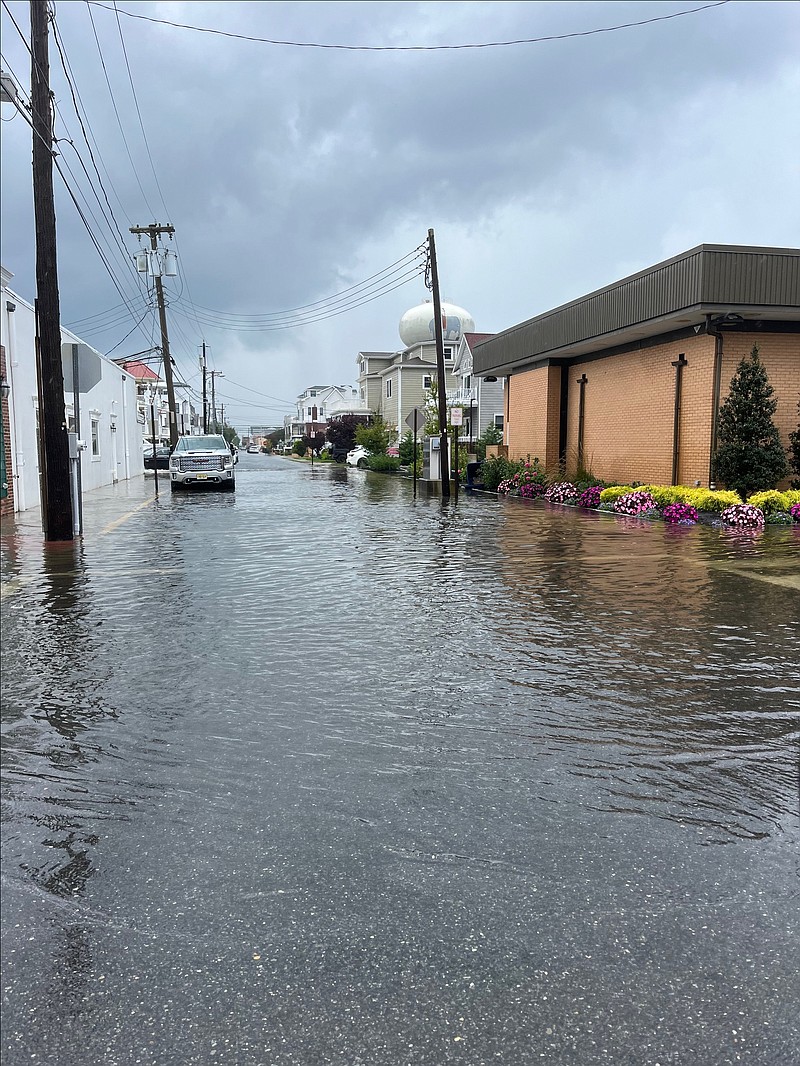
(427, 229, 450, 497)
(130, 223, 178, 448)
(31, 0, 73, 540)
(150, 401, 158, 498)
(210, 371, 221, 431)
(201, 341, 208, 432)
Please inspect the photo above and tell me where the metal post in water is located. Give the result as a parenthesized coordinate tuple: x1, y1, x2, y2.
(150, 402, 159, 499)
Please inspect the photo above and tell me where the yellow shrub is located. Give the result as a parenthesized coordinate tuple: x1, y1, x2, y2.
(681, 488, 741, 512)
(747, 490, 789, 515)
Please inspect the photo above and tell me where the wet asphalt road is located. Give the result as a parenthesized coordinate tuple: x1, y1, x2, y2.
(1, 455, 799, 1065)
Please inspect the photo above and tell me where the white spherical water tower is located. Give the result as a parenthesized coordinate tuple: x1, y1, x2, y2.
(398, 300, 475, 347)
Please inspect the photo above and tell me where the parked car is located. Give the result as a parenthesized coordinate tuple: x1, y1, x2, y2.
(346, 446, 371, 468)
(169, 434, 236, 492)
(246, 444, 260, 454)
(144, 445, 171, 470)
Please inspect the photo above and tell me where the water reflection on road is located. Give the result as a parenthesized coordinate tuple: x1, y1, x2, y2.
(2, 455, 798, 1065)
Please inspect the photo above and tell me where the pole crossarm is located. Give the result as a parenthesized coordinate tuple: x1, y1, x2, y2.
(130, 223, 178, 446)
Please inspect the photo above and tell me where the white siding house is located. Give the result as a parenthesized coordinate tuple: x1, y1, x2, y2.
(1, 266, 143, 515)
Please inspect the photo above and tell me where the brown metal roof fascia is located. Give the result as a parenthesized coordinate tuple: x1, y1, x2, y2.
(473, 245, 800, 377)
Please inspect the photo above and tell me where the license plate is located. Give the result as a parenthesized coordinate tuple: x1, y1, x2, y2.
(196, 473, 208, 480)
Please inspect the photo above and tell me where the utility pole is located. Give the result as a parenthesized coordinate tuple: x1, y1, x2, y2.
(427, 228, 450, 497)
(130, 223, 178, 448)
(31, 0, 73, 540)
(210, 371, 223, 431)
(200, 342, 208, 432)
(219, 404, 225, 434)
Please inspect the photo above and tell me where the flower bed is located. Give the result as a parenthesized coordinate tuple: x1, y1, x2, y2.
(483, 455, 795, 534)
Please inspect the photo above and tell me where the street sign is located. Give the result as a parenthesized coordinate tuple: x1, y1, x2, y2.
(61, 343, 102, 393)
(405, 407, 426, 433)
(450, 407, 463, 426)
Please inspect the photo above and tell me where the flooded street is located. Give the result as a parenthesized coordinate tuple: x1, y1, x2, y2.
(2, 454, 799, 1066)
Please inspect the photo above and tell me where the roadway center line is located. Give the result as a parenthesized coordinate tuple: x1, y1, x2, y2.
(100, 497, 157, 536)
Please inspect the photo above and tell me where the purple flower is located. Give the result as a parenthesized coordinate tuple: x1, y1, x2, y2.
(720, 504, 765, 529)
(577, 485, 603, 508)
(613, 490, 658, 517)
(663, 502, 699, 525)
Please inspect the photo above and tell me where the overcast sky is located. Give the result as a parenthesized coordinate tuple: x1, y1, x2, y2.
(1, 0, 798, 430)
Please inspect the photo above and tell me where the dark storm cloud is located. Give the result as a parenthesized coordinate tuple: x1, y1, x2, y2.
(1, 0, 798, 415)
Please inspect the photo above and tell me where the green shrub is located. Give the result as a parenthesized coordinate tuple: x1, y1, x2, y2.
(366, 454, 400, 473)
(481, 456, 520, 493)
(292, 441, 307, 457)
(785, 489, 800, 507)
(599, 486, 635, 504)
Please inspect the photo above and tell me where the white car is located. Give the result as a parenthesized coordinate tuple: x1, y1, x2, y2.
(169, 434, 236, 492)
(346, 446, 371, 468)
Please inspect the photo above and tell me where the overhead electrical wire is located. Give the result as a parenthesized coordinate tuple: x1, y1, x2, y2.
(87, 1, 731, 51)
(169, 263, 425, 332)
(110, 0, 170, 219)
(0, 57, 154, 343)
(85, 0, 158, 219)
(50, 11, 138, 245)
(174, 244, 427, 322)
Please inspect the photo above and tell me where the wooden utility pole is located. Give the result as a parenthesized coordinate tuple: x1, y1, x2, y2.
(427, 229, 450, 497)
(201, 341, 208, 432)
(130, 224, 178, 448)
(31, 0, 73, 540)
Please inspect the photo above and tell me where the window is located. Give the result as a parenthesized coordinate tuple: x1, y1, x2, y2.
(318, 407, 324, 417)
(494, 414, 504, 429)
(423, 375, 432, 389)
(360, 388, 365, 400)
(309, 390, 317, 397)
(444, 347, 453, 360)
(91, 418, 100, 456)
(386, 379, 392, 398)
(464, 375, 471, 389)
(307, 407, 312, 416)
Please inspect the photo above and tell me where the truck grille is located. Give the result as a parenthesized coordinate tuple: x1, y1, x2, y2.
(179, 456, 225, 472)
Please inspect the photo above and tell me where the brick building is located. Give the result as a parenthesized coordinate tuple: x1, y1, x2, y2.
(472, 245, 799, 488)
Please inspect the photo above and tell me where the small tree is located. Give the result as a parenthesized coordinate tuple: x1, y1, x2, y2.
(222, 424, 240, 447)
(475, 423, 503, 461)
(302, 432, 326, 456)
(789, 397, 800, 489)
(355, 412, 392, 454)
(713, 344, 789, 498)
(326, 413, 370, 454)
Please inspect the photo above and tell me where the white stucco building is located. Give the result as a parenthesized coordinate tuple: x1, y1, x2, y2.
(1, 266, 143, 516)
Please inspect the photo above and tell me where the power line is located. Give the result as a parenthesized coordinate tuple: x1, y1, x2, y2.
(169, 263, 424, 332)
(85, 0, 158, 217)
(1, 56, 152, 342)
(176, 245, 426, 322)
(87, 1, 731, 51)
(110, 0, 169, 218)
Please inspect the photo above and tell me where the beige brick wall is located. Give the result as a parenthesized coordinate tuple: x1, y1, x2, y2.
(719, 334, 799, 456)
(507, 365, 562, 468)
(508, 331, 799, 488)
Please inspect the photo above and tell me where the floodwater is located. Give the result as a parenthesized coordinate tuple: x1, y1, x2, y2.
(1, 455, 798, 1066)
